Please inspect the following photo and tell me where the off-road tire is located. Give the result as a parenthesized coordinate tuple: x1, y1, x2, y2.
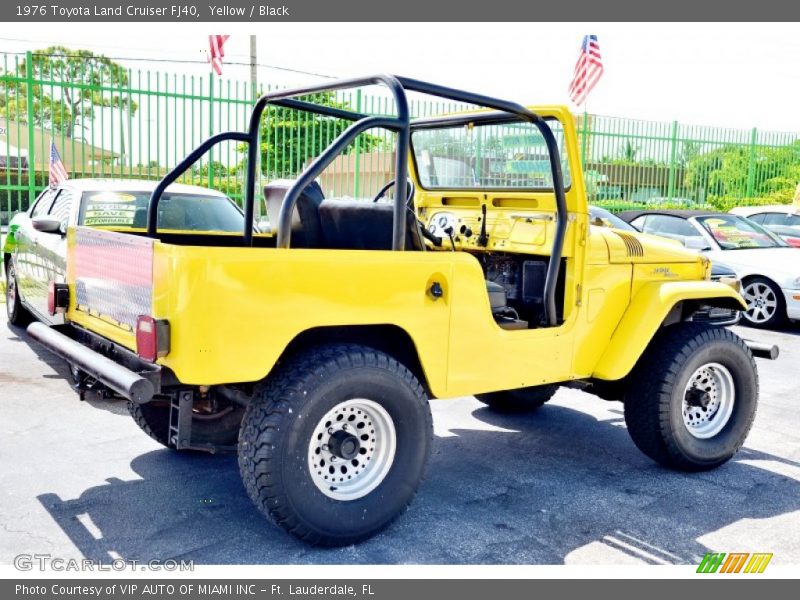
(238, 343, 433, 546)
(128, 400, 244, 448)
(624, 322, 758, 471)
(475, 384, 558, 413)
(741, 276, 785, 329)
(5, 260, 31, 326)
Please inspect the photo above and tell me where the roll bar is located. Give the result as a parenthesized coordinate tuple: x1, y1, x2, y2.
(147, 74, 568, 327)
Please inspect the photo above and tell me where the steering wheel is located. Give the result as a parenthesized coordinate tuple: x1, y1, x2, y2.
(371, 179, 442, 248)
(372, 178, 415, 206)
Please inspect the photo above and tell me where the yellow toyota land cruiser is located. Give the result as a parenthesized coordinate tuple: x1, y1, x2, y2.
(10, 75, 777, 546)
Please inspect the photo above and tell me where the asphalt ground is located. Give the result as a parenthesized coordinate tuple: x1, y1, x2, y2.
(1, 310, 798, 565)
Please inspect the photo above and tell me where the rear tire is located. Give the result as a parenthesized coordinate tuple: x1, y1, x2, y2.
(741, 276, 785, 329)
(624, 322, 758, 471)
(5, 261, 31, 326)
(476, 384, 558, 413)
(238, 343, 432, 546)
(128, 399, 243, 448)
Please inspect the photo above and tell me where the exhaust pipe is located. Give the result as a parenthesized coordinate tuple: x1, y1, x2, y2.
(27, 322, 155, 403)
(744, 340, 779, 360)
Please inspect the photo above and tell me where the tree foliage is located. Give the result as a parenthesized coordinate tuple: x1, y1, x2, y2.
(247, 91, 384, 176)
(0, 46, 137, 139)
(684, 140, 800, 203)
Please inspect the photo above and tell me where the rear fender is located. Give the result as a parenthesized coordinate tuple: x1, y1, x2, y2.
(592, 281, 746, 381)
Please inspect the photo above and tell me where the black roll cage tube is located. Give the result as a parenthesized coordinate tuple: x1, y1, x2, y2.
(146, 74, 568, 327)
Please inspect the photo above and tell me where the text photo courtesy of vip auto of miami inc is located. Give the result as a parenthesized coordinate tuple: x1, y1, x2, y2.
(1, 20, 799, 580)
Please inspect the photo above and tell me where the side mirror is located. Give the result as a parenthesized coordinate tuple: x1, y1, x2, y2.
(684, 237, 711, 251)
(31, 216, 63, 235)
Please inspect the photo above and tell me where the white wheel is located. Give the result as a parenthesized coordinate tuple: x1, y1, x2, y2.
(681, 362, 735, 439)
(742, 278, 783, 327)
(308, 398, 396, 501)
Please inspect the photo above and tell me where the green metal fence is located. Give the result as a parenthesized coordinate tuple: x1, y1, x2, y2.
(2, 49, 800, 230)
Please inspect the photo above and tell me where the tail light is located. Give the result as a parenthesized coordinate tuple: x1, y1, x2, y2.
(47, 282, 70, 315)
(136, 316, 170, 362)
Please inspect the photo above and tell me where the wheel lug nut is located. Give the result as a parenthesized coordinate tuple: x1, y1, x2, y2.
(342, 424, 348, 431)
(328, 428, 334, 434)
(322, 444, 329, 452)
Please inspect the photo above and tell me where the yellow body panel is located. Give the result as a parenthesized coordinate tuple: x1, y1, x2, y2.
(64, 106, 748, 396)
(592, 280, 746, 381)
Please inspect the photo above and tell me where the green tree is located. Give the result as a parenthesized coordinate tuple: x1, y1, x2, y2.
(0, 46, 137, 139)
(684, 140, 800, 204)
(248, 92, 384, 176)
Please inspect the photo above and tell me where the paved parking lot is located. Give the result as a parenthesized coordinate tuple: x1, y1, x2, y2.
(1, 310, 798, 565)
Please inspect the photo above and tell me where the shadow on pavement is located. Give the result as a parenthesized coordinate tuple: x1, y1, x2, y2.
(36, 401, 800, 565)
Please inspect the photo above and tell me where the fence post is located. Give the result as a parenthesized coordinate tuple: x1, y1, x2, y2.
(580, 110, 589, 168)
(746, 127, 758, 198)
(667, 120, 679, 202)
(208, 73, 214, 189)
(25, 51, 36, 204)
(353, 89, 362, 198)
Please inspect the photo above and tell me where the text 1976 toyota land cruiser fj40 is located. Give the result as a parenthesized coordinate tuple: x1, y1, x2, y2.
(9, 76, 777, 546)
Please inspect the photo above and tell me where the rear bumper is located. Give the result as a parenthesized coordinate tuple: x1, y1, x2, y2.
(26, 322, 161, 403)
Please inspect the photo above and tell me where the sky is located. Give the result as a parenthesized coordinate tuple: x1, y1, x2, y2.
(1, 22, 799, 132)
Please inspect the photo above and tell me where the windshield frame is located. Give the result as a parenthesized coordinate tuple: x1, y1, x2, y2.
(409, 114, 572, 193)
(695, 214, 789, 250)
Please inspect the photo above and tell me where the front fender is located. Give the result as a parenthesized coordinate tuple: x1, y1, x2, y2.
(592, 280, 746, 381)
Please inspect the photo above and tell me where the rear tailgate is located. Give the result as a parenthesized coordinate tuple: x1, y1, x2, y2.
(66, 226, 155, 351)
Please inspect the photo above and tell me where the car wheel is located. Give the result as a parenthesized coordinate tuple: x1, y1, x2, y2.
(741, 276, 785, 329)
(475, 384, 558, 412)
(5, 261, 31, 326)
(238, 343, 433, 546)
(624, 322, 758, 471)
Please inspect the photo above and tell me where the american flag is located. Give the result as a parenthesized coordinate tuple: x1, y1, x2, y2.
(49, 139, 68, 188)
(208, 35, 230, 76)
(568, 35, 604, 106)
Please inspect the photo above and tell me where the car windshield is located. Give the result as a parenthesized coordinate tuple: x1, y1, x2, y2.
(411, 118, 570, 190)
(589, 206, 636, 231)
(697, 215, 786, 250)
(80, 190, 245, 232)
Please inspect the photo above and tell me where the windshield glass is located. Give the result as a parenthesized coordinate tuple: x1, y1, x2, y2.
(697, 215, 786, 250)
(411, 118, 570, 190)
(80, 191, 245, 232)
(589, 206, 636, 231)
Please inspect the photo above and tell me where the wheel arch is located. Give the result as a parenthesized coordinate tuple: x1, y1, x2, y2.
(273, 324, 433, 397)
(592, 280, 746, 381)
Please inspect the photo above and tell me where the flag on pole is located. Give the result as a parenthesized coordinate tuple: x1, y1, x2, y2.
(568, 35, 604, 106)
(49, 139, 68, 188)
(208, 35, 230, 76)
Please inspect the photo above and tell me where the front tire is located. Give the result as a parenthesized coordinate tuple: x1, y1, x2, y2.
(5, 261, 31, 326)
(476, 384, 558, 413)
(238, 343, 433, 546)
(624, 323, 758, 471)
(741, 276, 785, 328)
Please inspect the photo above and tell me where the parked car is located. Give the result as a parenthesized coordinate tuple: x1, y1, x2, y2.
(730, 205, 800, 248)
(3, 178, 247, 326)
(590, 206, 739, 325)
(619, 209, 799, 328)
